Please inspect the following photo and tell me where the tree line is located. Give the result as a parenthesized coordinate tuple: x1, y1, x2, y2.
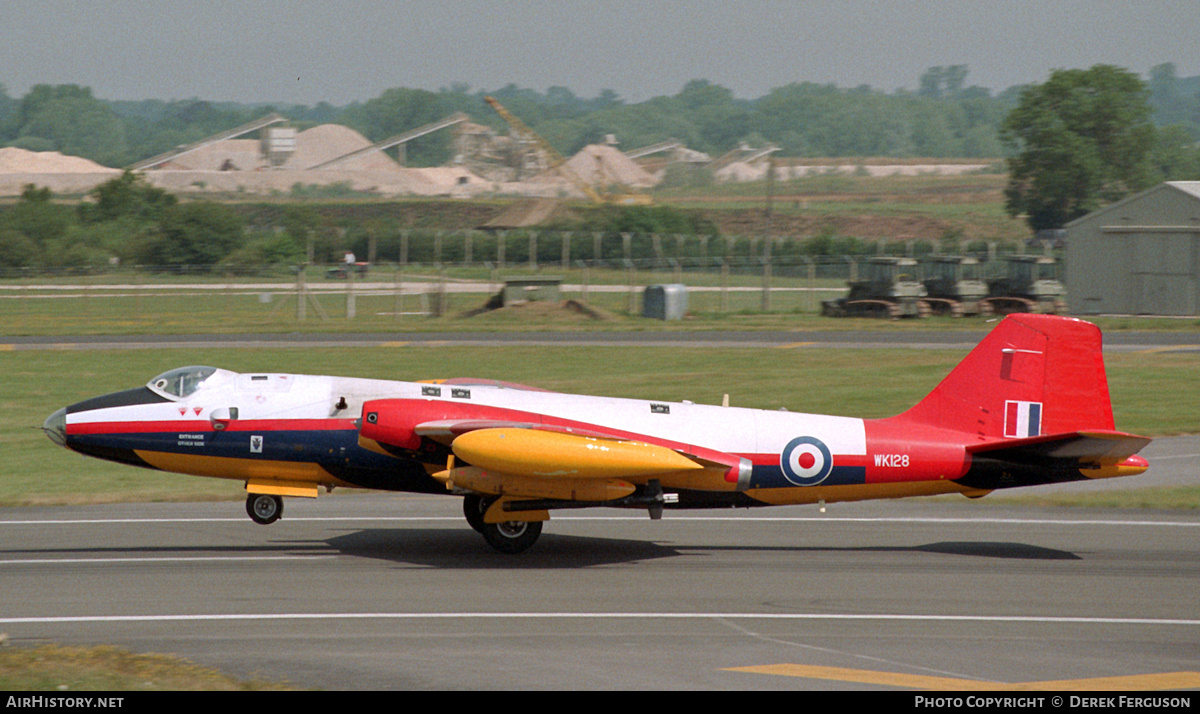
(3, 64, 1196, 170)
(2, 62, 1200, 244)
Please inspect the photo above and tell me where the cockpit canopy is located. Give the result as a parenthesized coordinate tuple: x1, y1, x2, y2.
(147, 366, 219, 399)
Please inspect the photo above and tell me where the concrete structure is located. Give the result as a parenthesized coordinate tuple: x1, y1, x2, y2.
(502, 276, 562, 305)
(642, 284, 688, 320)
(1065, 181, 1200, 315)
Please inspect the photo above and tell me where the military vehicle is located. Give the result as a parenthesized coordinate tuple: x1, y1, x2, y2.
(921, 256, 990, 316)
(984, 255, 1067, 314)
(821, 257, 930, 318)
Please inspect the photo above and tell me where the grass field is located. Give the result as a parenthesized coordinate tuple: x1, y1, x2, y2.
(0, 266, 852, 335)
(4, 272, 1200, 336)
(0, 645, 287, 691)
(4, 343, 1196, 507)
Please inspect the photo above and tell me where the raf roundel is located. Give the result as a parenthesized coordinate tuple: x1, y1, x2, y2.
(780, 436, 833, 486)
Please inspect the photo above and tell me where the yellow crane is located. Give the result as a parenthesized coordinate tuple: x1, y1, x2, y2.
(484, 96, 651, 205)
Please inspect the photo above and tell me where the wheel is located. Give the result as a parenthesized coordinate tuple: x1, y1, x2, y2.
(246, 494, 283, 525)
(463, 494, 487, 533)
(479, 518, 543, 554)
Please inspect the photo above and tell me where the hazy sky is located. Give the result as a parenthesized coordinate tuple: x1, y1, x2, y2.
(6, 1, 1200, 105)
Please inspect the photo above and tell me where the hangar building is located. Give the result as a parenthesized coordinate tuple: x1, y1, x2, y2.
(1065, 181, 1200, 315)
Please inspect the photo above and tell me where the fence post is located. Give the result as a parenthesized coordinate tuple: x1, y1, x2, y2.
(762, 236, 773, 312)
(394, 265, 403, 320)
(576, 259, 590, 303)
(806, 257, 816, 314)
(625, 259, 637, 315)
(134, 266, 143, 321)
(435, 268, 447, 317)
(346, 262, 356, 320)
(297, 264, 307, 321)
(720, 258, 730, 313)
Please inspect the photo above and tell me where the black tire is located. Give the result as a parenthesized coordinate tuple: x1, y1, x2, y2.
(246, 494, 283, 525)
(479, 518, 543, 554)
(463, 494, 487, 533)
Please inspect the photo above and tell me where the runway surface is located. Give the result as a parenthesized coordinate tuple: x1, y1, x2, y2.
(2, 446, 1198, 690)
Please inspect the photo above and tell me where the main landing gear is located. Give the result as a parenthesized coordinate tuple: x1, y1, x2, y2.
(246, 494, 283, 525)
(462, 494, 542, 554)
(241, 492, 542, 553)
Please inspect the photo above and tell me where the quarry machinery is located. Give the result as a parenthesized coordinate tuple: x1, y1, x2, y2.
(484, 96, 651, 205)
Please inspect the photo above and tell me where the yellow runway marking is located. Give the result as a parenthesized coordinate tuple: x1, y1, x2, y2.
(776, 342, 816, 349)
(380, 341, 410, 348)
(725, 664, 1200, 690)
(726, 664, 993, 690)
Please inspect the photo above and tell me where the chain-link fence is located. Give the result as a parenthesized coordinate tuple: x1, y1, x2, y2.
(0, 230, 1059, 332)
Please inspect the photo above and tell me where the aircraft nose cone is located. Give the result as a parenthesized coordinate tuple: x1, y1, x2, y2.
(43, 407, 67, 447)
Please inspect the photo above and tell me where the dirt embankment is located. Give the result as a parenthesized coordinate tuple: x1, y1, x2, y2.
(228, 201, 503, 231)
(701, 210, 980, 243)
(228, 199, 1018, 244)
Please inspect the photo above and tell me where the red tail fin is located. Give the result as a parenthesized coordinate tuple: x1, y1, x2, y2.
(894, 314, 1115, 440)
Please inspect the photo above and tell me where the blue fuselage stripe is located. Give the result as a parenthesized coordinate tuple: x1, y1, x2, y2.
(749, 465, 866, 489)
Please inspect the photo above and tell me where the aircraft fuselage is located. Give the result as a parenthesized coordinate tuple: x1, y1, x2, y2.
(42, 316, 1153, 552)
